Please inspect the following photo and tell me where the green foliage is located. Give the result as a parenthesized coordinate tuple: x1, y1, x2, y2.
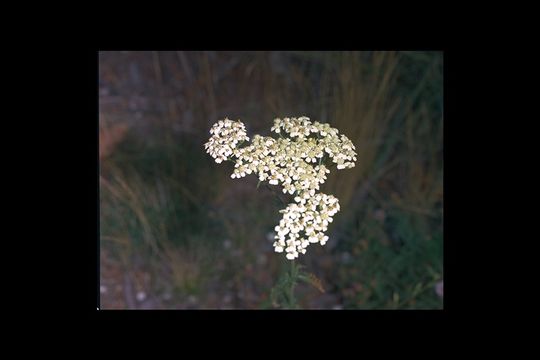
(269, 261, 327, 309)
(270, 261, 301, 309)
(337, 207, 443, 309)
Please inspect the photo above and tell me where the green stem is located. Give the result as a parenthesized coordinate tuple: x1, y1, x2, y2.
(265, 185, 298, 308)
(288, 260, 298, 309)
(288, 260, 297, 308)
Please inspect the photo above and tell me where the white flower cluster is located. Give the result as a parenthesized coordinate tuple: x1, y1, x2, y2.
(271, 117, 357, 170)
(204, 118, 249, 163)
(274, 193, 340, 259)
(205, 116, 357, 260)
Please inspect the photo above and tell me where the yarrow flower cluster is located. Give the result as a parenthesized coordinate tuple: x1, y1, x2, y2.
(205, 116, 357, 260)
(205, 119, 249, 163)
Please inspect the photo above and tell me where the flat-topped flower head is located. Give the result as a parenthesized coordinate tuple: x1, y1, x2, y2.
(204, 118, 249, 164)
(206, 116, 356, 260)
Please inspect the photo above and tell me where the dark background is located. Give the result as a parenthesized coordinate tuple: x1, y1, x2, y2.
(99, 51, 443, 309)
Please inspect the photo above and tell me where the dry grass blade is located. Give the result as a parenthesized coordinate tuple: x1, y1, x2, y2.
(160, 241, 202, 293)
(323, 52, 402, 210)
(300, 272, 325, 293)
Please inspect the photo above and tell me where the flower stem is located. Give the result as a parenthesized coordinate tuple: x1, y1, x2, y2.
(288, 259, 297, 308)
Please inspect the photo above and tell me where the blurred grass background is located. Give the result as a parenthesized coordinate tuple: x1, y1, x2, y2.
(99, 51, 443, 309)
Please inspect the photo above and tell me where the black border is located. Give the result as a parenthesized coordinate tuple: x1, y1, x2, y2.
(87, 48, 454, 322)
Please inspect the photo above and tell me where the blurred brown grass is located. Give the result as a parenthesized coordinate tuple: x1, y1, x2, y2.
(323, 51, 402, 210)
(99, 120, 128, 161)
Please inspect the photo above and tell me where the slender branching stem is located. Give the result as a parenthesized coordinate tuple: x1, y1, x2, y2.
(289, 259, 297, 308)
